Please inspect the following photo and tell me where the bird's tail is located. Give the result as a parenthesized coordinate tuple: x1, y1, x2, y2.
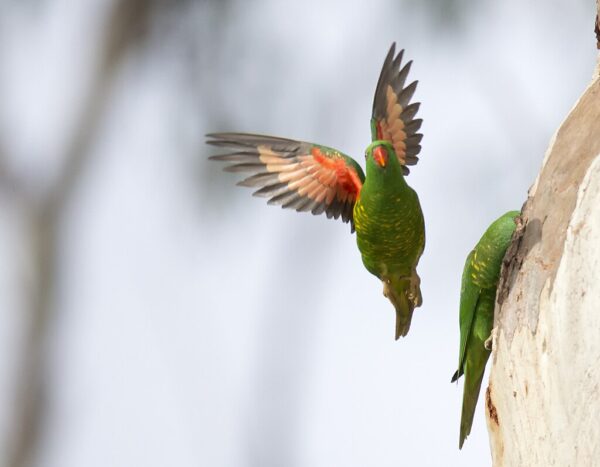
(384, 272, 422, 339)
(459, 350, 490, 449)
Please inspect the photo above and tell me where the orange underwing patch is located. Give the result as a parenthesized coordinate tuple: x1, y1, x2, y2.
(311, 146, 362, 198)
(376, 121, 384, 140)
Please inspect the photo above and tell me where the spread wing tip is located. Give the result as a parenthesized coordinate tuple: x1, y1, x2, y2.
(372, 47, 423, 170)
(208, 134, 361, 230)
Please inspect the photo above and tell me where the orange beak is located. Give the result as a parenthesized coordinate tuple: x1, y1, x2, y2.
(373, 146, 388, 168)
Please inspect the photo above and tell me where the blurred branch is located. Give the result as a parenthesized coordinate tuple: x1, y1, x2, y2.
(7, 1, 153, 466)
(405, 0, 478, 30)
(47, 0, 151, 215)
(0, 149, 30, 204)
(0, 156, 17, 194)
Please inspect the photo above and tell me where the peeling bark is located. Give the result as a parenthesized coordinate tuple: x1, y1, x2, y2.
(487, 5, 600, 464)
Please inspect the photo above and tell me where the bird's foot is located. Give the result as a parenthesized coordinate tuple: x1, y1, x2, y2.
(408, 273, 422, 307)
(484, 334, 493, 351)
(382, 279, 391, 298)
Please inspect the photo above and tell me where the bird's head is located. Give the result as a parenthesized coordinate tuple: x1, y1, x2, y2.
(365, 140, 400, 175)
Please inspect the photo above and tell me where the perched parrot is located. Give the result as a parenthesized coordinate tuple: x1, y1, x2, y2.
(452, 210, 520, 448)
(208, 43, 424, 339)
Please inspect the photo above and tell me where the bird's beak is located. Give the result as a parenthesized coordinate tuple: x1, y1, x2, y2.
(373, 146, 388, 168)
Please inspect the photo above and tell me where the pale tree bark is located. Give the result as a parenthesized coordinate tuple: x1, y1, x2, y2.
(486, 2, 600, 465)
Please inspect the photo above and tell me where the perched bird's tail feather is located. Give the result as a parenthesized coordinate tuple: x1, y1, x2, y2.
(459, 353, 488, 449)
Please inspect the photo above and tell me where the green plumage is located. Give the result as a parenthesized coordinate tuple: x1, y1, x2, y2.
(453, 210, 520, 449)
(208, 43, 425, 339)
(354, 141, 425, 338)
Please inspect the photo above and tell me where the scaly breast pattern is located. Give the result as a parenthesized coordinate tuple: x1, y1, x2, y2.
(354, 188, 424, 277)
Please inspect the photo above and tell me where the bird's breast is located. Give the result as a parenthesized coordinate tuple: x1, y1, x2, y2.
(354, 191, 424, 274)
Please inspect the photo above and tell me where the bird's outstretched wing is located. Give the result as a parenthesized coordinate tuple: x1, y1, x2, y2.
(208, 133, 365, 231)
(371, 43, 423, 175)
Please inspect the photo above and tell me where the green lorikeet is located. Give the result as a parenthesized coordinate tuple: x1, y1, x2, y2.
(452, 210, 520, 448)
(208, 43, 425, 339)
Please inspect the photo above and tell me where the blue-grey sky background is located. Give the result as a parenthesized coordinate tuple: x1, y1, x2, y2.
(0, 1, 595, 466)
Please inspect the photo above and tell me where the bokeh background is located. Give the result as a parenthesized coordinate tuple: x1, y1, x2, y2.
(0, 1, 595, 466)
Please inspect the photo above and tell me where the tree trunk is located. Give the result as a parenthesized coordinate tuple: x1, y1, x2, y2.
(486, 3, 600, 465)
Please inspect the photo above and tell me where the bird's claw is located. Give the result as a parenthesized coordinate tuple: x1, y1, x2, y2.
(484, 334, 493, 351)
(382, 280, 391, 298)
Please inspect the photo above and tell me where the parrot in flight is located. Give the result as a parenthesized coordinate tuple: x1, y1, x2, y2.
(208, 43, 425, 339)
(452, 210, 520, 448)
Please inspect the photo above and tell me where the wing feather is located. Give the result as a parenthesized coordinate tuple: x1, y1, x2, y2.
(371, 43, 423, 175)
(452, 250, 481, 382)
(208, 133, 365, 231)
